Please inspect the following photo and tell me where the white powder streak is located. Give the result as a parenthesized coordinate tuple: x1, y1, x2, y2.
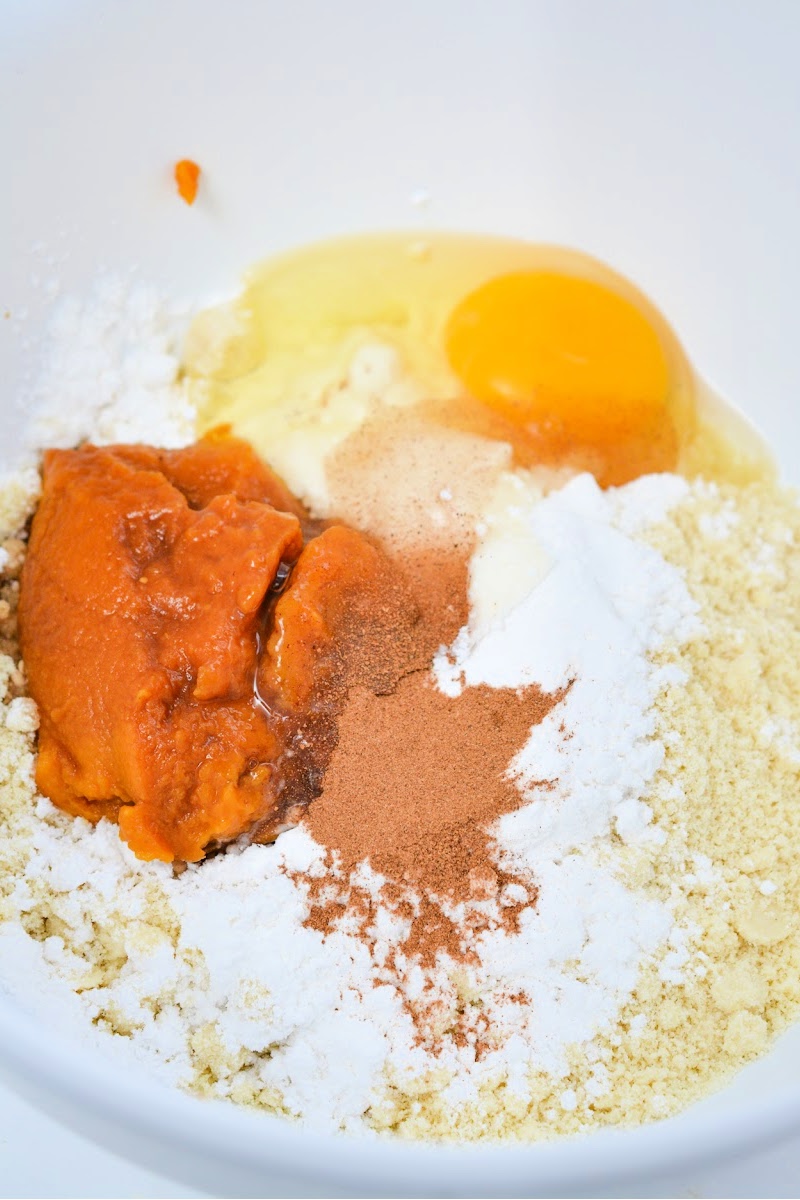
(435, 475, 698, 857)
(428, 470, 699, 1095)
(21, 276, 195, 454)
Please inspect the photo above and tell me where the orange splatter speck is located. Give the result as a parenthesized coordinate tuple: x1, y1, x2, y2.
(174, 159, 201, 205)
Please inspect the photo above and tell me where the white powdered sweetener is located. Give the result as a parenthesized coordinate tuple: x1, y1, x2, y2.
(21, 276, 195, 453)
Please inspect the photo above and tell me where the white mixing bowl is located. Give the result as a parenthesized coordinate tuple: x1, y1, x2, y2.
(4, 3, 800, 1195)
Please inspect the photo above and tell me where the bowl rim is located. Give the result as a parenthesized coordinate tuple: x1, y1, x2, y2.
(1, 990, 799, 1195)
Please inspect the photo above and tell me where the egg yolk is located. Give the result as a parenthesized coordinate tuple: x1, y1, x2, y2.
(444, 270, 678, 486)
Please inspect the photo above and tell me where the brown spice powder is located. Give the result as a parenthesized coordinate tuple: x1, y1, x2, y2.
(303, 669, 563, 967)
(278, 533, 564, 982)
(251, 538, 468, 845)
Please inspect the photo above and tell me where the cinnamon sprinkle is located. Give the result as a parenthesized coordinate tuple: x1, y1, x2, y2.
(302, 656, 563, 969)
(273, 531, 565, 1026)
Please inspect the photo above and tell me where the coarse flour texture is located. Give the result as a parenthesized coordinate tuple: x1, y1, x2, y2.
(0, 293, 799, 1141)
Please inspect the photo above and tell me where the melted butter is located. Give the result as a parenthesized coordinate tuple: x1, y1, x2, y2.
(187, 232, 775, 497)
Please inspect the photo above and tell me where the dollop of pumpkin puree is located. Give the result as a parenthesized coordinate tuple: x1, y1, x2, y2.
(19, 432, 418, 863)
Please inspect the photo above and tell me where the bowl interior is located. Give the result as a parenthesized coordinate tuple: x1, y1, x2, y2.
(4, 1, 800, 1193)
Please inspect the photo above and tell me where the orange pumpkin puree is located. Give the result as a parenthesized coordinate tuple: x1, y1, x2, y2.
(19, 434, 414, 863)
(174, 159, 201, 205)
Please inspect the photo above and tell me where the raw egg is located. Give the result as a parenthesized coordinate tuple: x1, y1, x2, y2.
(445, 270, 676, 486)
(187, 233, 773, 494)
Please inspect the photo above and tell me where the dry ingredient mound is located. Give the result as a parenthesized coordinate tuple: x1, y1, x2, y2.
(1, 473, 799, 1140)
(1, 288, 800, 1142)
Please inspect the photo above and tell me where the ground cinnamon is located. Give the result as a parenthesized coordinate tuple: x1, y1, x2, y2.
(299, 537, 564, 973)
